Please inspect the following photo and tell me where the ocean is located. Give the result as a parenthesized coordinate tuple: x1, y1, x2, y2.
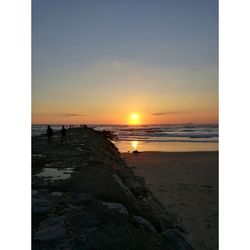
(32, 124, 218, 152)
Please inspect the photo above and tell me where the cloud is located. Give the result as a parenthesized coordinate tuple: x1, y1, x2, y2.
(151, 111, 186, 116)
(64, 113, 86, 117)
(33, 113, 86, 117)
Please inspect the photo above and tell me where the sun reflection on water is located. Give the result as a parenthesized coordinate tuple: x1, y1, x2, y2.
(131, 140, 139, 151)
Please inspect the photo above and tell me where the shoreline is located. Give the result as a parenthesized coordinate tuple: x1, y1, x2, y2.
(123, 151, 218, 250)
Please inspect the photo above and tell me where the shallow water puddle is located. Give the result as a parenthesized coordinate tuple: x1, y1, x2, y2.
(35, 167, 74, 180)
(32, 154, 46, 158)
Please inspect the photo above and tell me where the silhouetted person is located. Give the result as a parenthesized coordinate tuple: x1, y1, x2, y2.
(61, 125, 67, 144)
(46, 125, 53, 144)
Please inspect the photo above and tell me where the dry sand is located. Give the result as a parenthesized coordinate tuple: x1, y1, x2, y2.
(123, 151, 218, 250)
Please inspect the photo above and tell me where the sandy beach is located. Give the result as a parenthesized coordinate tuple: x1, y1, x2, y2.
(123, 151, 218, 250)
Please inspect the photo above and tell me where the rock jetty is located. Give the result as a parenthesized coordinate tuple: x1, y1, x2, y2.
(32, 127, 193, 249)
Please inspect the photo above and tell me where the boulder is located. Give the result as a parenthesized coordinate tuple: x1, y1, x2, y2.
(34, 216, 66, 241)
(132, 215, 157, 233)
(161, 229, 193, 250)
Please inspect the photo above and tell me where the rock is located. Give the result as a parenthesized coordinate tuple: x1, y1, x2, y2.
(132, 216, 157, 233)
(161, 229, 193, 250)
(32, 196, 54, 214)
(66, 211, 99, 230)
(32, 190, 38, 195)
(125, 176, 146, 195)
(137, 194, 174, 232)
(133, 150, 140, 154)
(72, 192, 95, 203)
(112, 174, 132, 195)
(102, 202, 129, 219)
(51, 191, 63, 197)
(34, 216, 66, 241)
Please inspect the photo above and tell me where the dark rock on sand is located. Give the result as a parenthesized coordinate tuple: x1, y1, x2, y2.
(161, 228, 193, 250)
(32, 127, 193, 249)
(133, 150, 140, 154)
(132, 215, 157, 233)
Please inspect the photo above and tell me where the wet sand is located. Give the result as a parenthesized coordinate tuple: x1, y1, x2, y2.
(123, 151, 218, 250)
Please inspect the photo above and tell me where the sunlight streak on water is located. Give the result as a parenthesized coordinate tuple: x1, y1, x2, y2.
(131, 141, 138, 151)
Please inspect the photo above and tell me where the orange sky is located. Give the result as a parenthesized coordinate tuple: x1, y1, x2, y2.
(32, 1, 218, 125)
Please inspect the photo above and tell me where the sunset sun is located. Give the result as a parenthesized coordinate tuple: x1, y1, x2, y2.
(129, 113, 140, 125)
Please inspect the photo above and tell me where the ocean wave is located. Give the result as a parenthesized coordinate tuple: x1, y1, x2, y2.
(117, 132, 218, 139)
(114, 138, 218, 143)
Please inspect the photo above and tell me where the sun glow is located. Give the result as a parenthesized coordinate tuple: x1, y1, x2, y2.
(131, 140, 139, 151)
(129, 113, 140, 125)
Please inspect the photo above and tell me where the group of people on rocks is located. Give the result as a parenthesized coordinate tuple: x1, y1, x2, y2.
(69, 124, 87, 129)
(46, 124, 88, 144)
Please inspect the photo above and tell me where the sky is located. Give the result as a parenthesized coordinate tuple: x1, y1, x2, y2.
(32, 0, 218, 125)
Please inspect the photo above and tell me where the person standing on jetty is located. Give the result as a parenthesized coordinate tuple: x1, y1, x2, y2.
(46, 125, 53, 144)
(61, 125, 67, 144)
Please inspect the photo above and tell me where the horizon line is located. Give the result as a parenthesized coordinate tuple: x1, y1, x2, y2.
(32, 122, 218, 126)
